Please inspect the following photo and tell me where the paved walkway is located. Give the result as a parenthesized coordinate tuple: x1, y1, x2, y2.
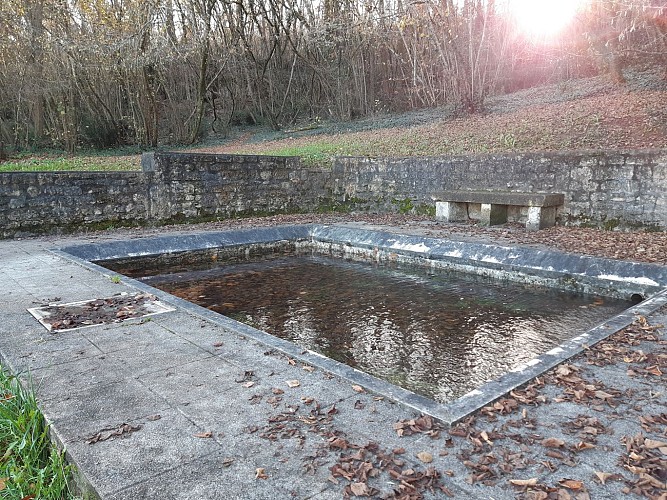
(0, 223, 665, 499)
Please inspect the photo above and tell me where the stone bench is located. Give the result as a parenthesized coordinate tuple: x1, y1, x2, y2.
(435, 190, 565, 231)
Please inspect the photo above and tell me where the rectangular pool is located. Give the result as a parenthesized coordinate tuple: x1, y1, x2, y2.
(110, 250, 629, 403)
(57, 224, 667, 423)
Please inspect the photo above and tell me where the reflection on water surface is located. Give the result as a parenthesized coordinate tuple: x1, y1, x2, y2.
(138, 254, 629, 402)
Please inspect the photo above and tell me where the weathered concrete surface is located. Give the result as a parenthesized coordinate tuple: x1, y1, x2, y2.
(0, 223, 665, 499)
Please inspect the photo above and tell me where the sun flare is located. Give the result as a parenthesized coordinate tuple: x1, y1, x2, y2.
(507, 0, 585, 38)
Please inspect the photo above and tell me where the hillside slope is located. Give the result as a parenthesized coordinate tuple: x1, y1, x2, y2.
(193, 68, 667, 162)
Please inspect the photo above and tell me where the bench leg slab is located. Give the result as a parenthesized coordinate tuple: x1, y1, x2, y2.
(480, 203, 508, 226)
(436, 201, 468, 222)
(526, 206, 556, 231)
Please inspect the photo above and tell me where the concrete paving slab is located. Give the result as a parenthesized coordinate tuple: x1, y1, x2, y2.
(0, 330, 104, 372)
(61, 407, 222, 498)
(28, 354, 132, 403)
(42, 378, 173, 439)
(137, 356, 249, 405)
(108, 448, 327, 500)
(97, 331, 214, 378)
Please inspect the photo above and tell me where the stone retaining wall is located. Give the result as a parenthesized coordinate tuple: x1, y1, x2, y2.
(1, 149, 665, 237)
(330, 150, 667, 229)
(0, 171, 151, 237)
(146, 152, 329, 221)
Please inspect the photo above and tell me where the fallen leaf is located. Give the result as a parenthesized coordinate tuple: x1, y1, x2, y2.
(480, 430, 493, 445)
(329, 437, 349, 449)
(352, 385, 365, 393)
(194, 431, 213, 438)
(546, 450, 566, 460)
(643, 438, 667, 449)
(542, 438, 566, 448)
(509, 478, 538, 486)
(212, 342, 223, 347)
(302, 365, 315, 372)
(594, 471, 622, 485)
(222, 457, 234, 467)
(0, 477, 6, 491)
(255, 468, 268, 479)
(350, 482, 371, 496)
(559, 479, 584, 490)
(146, 414, 161, 421)
(416, 451, 433, 463)
(646, 365, 663, 376)
(286, 380, 300, 388)
(242, 381, 255, 388)
(574, 441, 596, 451)
(594, 390, 614, 401)
(271, 388, 284, 395)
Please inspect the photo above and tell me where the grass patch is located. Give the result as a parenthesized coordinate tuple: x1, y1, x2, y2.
(0, 367, 75, 499)
(245, 142, 350, 168)
(0, 156, 139, 172)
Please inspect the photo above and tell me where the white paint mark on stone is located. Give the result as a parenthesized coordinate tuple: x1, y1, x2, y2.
(597, 274, 659, 286)
(390, 242, 431, 253)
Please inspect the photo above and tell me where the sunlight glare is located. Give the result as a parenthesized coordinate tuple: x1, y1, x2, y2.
(508, 0, 584, 38)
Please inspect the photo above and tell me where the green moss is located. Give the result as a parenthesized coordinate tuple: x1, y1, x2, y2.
(390, 198, 434, 216)
(415, 203, 436, 217)
(316, 197, 364, 214)
(393, 198, 414, 214)
(602, 217, 622, 231)
(563, 212, 663, 232)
